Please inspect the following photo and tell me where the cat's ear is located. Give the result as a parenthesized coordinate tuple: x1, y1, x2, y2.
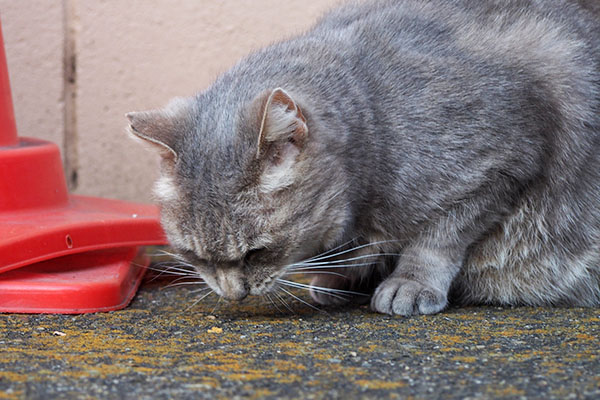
(256, 88, 308, 159)
(127, 106, 181, 161)
(255, 88, 308, 192)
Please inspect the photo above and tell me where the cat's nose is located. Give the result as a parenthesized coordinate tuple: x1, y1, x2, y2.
(224, 287, 248, 301)
(216, 268, 248, 301)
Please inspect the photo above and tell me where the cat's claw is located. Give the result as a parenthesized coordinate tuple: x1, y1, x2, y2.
(371, 278, 447, 316)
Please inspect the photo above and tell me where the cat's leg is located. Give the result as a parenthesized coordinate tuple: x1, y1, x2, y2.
(370, 202, 499, 316)
(370, 180, 519, 316)
(370, 242, 461, 315)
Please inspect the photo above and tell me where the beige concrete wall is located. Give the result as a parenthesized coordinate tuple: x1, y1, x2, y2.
(0, 0, 64, 145)
(0, 0, 340, 203)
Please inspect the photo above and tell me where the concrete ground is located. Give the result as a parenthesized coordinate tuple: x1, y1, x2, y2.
(0, 268, 598, 400)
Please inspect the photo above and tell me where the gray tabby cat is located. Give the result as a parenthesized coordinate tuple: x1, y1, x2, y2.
(127, 0, 600, 315)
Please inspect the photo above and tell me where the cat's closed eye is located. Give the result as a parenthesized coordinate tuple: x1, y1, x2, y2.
(244, 248, 267, 265)
(179, 250, 207, 267)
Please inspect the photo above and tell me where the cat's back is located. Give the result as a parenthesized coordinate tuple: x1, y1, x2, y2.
(307, 0, 600, 152)
(313, 0, 600, 57)
(309, 0, 599, 116)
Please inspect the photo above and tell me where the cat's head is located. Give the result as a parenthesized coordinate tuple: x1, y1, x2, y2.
(128, 87, 350, 300)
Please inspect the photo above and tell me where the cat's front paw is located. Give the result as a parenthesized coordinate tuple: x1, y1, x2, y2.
(371, 278, 447, 316)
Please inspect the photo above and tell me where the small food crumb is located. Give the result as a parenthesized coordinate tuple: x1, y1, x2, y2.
(52, 331, 66, 336)
(207, 327, 223, 334)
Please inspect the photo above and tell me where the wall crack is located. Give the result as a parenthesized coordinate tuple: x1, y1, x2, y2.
(62, 0, 78, 190)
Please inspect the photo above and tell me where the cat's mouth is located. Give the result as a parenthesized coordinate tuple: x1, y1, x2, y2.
(211, 268, 284, 301)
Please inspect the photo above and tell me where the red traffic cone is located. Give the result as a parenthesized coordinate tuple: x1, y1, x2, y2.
(0, 19, 167, 313)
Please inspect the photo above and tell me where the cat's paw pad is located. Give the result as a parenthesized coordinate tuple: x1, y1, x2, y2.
(371, 278, 447, 316)
(309, 276, 351, 306)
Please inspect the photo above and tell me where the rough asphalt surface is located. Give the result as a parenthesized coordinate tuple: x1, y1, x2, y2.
(1, 269, 598, 400)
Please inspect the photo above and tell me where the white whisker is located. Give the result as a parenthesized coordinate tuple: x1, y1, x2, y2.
(272, 290, 295, 313)
(166, 275, 203, 285)
(288, 261, 378, 271)
(277, 278, 368, 297)
(163, 281, 207, 289)
(302, 238, 358, 263)
(298, 239, 400, 264)
(277, 279, 351, 301)
(279, 287, 322, 312)
(155, 249, 183, 259)
(190, 287, 212, 294)
(210, 296, 223, 314)
(145, 264, 197, 276)
(183, 289, 214, 312)
(143, 262, 201, 284)
(284, 270, 348, 278)
(155, 251, 197, 268)
(158, 264, 196, 273)
(265, 293, 285, 314)
(292, 252, 401, 267)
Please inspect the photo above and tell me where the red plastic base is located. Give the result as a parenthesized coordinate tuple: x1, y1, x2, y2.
(0, 247, 149, 313)
(0, 194, 166, 274)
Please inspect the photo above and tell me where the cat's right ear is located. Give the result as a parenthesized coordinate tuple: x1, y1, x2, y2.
(256, 88, 308, 159)
(126, 107, 180, 161)
(252, 88, 309, 192)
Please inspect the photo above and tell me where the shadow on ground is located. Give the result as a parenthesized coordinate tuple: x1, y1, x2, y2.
(1, 270, 598, 399)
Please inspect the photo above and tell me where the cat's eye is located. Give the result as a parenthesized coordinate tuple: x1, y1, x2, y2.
(244, 247, 267, 265)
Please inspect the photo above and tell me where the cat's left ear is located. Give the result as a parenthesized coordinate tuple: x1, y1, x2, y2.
(256, 88, 308, 159)
(126, 99, 188, 161)
(127, 110, 178, 161)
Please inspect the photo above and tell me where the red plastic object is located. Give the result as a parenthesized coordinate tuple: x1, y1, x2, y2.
(0, 248, 148, 314)
(0, 18, 16, 148)
(0, 18, 167, 313)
